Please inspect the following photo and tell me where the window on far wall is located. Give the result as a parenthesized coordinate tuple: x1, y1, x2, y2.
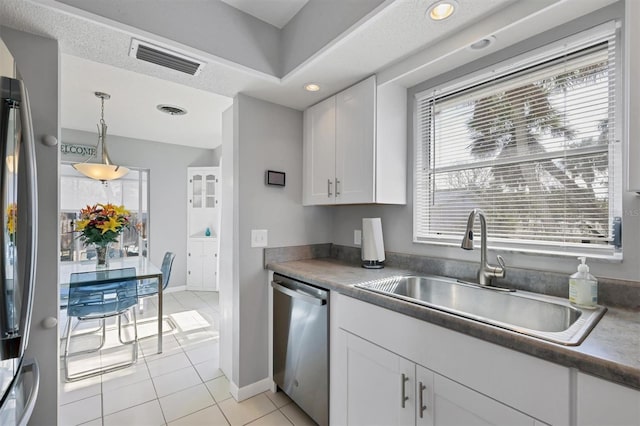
(414, 22, 622, 259)
(59, 163, 150, 262)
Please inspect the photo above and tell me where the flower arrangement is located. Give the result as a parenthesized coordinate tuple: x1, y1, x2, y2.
(6, 203, 16, 244)
(75, 203, 131, 247)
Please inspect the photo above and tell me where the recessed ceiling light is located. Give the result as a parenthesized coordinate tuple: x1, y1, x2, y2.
(427, 0, 457, 21)
(469, 36, 496, 50)
(304, 83, 321, 92)
(157, 104, 187, 116)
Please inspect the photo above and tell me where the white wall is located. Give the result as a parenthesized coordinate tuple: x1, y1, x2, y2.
(331, 3, 640, 283)
(62, 129, 215, 289)
(229, 93, 333, 390)
(1, 26, 60, 426)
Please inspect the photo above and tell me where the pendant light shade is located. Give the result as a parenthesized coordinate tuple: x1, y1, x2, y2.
(73, 92, 129, 182)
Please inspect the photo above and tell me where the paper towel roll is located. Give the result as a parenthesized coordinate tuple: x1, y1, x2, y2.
(362, 218, 385, 267)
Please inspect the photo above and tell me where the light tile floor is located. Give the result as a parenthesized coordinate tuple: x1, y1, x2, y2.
(59, 290, 316, 426)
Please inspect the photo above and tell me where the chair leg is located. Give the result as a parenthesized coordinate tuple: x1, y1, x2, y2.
(131, 306, 139, 363)
(66, 311, 140, 382)
(118, 308, 139, 346)
(98, 318, 106, 350)
(63, 316, 73, 382)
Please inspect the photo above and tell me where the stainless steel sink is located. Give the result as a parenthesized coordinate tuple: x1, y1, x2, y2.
(355, 275, 606, 345)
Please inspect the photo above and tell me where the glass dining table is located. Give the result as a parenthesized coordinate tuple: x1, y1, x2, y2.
(59, 257, 165, 354)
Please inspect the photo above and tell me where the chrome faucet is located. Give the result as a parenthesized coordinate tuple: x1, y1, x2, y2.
(461, 209, 506, 286)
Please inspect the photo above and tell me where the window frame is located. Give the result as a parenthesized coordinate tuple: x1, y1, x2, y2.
(59, 163, 151, 262)
(412, 20, 623, 260)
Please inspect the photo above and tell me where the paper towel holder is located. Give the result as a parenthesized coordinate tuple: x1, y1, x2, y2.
(361, 217, 385, 269)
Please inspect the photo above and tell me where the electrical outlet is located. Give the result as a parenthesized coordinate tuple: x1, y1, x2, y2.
(354, 229, 362, 246)
(251, 229, 268, 248)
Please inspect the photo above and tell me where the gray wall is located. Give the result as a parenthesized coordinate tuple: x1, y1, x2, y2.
(331, 3, 640, 282)
(233, 94, 332, 388)
(219, 105, 236, 382)
(280, 0, 389, 76)
(62, 129, 215, 288)
(1, 26, 60, 426)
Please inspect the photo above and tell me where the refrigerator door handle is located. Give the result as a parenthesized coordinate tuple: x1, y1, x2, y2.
(16, 358, 39, 426)
(17, 80, 37, 353)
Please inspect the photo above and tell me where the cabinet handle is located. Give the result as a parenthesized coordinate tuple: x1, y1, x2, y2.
(419, 381, 427, 418)
(401, 373, 409, 408)
(327, 179, 333, 197)
(335, 178, 341, 196)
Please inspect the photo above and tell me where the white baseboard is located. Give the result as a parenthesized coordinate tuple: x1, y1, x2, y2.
(164, 285, 186, 294)
(229, 377, 272, 402)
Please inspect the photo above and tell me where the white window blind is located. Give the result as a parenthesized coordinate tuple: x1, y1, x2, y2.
(414, 28, 621, 257)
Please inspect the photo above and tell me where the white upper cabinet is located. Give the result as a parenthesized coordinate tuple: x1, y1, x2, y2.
(303, 75, 406, 205)
(303, 96, 336, 205)
(335, 76, 376, 204)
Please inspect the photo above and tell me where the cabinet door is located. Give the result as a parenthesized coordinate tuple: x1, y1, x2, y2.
(202, 240, 217, 291)
(576, 372, 640, 426)
(205, 173, 217, 208)
(187, 241, 203, 289)
(428, 370, 536, 426)
(303, 96, 336, 205)
(189, 172, 204, 209)
(344, 332, 415, 426)
(335, 76, 375, 204)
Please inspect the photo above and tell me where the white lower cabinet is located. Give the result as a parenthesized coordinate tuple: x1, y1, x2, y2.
(186, 239, 217, 291)
(343, 331, 415, 425)
(331, 293, 567, 426)
(576, 372, 640, 426)
(340, 330, 537, 426)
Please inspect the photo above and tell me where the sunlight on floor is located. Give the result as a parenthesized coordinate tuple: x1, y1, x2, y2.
(58, 290, 316, 426)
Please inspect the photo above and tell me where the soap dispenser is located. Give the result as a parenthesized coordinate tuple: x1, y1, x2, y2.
(569, 257, 598, 309)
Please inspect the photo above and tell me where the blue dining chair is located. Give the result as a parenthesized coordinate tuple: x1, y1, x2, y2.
(136, 252, 177, 334)
(64, 267, 139, 381)
(138, 252, 175, 298)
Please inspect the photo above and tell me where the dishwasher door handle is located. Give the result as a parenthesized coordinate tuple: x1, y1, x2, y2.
(271, 281, 327, 306)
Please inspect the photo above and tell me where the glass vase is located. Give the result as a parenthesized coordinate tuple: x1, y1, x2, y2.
(96, 244, 109, 268)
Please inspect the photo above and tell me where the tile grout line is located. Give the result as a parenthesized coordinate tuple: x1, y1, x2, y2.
(59, 290, 236, 426)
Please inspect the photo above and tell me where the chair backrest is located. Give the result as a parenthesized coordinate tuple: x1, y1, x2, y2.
(67, 267, 138, 318)
(108, 248, 126, 259)
(160, 252, 176, 290)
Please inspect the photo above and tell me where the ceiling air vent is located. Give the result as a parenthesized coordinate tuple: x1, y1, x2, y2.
(129, 39, 205, 76)
(157, 104, 187, 116)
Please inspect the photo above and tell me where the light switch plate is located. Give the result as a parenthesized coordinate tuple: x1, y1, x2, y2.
(354, 229, 361, 246)
(251, 229, 268, 248)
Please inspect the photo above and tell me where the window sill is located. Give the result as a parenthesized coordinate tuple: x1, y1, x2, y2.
(413, 238, 623, 264)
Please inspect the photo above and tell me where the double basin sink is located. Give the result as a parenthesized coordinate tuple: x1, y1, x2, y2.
(355, 275, 606, 345)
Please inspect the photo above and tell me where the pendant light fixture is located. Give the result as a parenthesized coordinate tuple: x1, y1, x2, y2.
(73, 92, 129, 182)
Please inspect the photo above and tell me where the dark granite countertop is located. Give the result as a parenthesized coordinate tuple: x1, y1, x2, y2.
(267, 257, 640, 391)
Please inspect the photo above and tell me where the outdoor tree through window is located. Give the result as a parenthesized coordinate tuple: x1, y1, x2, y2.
(415, 27, 621, 257)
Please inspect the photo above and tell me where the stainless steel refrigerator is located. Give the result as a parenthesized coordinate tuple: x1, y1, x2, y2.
(0, 74, 40, 425)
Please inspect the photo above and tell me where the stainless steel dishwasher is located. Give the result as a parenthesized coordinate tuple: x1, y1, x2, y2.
(272, 273, 328, 426)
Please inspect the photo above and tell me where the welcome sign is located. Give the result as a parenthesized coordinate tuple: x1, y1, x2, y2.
(60, 143, 99, 162)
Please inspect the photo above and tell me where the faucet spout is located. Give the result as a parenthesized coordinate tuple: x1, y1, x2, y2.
(461, 209, 506, 286)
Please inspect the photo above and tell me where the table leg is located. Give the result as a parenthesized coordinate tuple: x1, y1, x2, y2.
(158, 275, 163, 354)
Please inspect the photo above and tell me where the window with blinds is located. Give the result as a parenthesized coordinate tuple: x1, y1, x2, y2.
(414, 27, 621, 257)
